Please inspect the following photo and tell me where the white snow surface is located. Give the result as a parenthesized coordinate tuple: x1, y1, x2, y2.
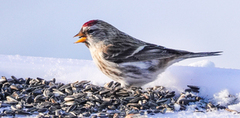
(0, 54, 240, 117)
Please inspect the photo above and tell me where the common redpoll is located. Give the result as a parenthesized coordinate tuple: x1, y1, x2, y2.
(74, 20, 221, 87)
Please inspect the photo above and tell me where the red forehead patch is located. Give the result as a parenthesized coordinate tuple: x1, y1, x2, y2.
(83, 20, 98, 27)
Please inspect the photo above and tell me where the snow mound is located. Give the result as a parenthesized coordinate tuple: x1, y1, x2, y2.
(0, 54, 240, 117)
(188, 60, 215, 68)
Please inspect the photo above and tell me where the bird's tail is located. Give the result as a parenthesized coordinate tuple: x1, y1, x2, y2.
(182, 51, 222, 59)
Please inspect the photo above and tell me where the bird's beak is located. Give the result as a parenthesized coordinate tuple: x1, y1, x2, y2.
(73, 31, 86, 43)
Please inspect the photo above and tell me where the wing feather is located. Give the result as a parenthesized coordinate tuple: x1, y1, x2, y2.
(103, 41, 191, 63)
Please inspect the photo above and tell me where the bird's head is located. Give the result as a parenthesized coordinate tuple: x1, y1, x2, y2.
(74, 20, 120, 48)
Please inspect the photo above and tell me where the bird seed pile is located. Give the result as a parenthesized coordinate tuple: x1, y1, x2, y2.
(0, 76, 237, 118)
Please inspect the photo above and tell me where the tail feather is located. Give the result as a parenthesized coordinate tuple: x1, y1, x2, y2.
(182, 51, 222, 59)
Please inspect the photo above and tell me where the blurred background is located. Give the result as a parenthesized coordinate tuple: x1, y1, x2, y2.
(0, 0, 239, 69)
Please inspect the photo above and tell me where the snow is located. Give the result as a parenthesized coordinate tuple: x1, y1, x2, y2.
(0, 54, 240, 117)
(229, 103, 240, 112)
(188, 60, 215, 68)
(213, 89, 237, 106)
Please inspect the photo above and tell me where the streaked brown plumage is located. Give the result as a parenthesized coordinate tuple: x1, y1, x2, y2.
(74, 20, 222, 88)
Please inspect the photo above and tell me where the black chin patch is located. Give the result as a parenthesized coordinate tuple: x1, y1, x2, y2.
(85, 42, 90, 48)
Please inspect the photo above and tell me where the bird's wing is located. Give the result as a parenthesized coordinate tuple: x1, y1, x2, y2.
(102, 42, 190, 63)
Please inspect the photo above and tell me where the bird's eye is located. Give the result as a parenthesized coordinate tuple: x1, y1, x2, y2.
(87, 29, 95, 34)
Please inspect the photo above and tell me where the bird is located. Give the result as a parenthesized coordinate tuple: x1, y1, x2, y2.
(74, 20, 222, 88)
